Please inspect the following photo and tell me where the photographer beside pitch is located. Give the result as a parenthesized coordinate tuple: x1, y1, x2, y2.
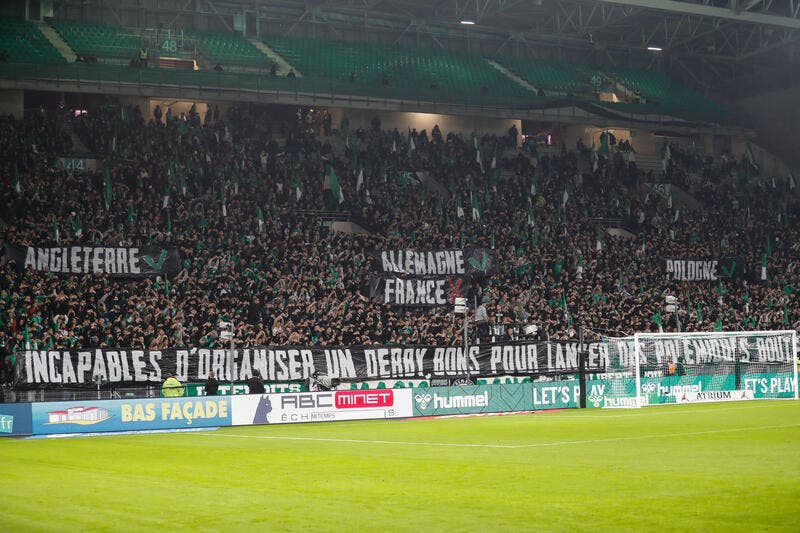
(247, 369, 266, 394)
(204, 371, 219, 396)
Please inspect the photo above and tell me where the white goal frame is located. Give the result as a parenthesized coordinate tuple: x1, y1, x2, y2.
(631, 330, 798, 408)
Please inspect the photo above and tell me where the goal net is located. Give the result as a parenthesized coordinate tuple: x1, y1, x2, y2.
(593, 330, 797, 408)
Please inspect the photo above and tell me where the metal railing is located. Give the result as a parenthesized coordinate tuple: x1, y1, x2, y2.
(0, 62, 537, 111)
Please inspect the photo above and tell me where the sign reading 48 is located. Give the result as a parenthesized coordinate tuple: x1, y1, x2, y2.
(161, 39, 178, 53)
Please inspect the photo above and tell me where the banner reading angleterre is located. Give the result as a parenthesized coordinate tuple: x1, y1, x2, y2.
(2, 244, 181, 278)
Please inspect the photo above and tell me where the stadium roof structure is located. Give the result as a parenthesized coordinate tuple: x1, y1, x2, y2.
(55, 0, 800, 97)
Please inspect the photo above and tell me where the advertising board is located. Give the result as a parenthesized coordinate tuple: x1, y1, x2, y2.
(411, 384, 533, 416)
(232, 389, 413, 425)
(742, 372, 796, 398)
(30, 397, 231, 434)
(0, 403, 33, 436)
(676, 390, 755, 403)
(531, 381, 581, 409)
(184, 381, 305, 396)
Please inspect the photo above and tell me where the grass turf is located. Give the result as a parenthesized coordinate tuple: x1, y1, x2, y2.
(1, 401, 799, 532)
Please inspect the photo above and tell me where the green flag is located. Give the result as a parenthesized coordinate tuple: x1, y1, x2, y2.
(256, 206, 265, 233)
(595, 226, 604, 251)
(103, 166, 113, 211)
(324, 165, 344, 204)
(13, 165, 21, 194)
(52, 217, 60, 244)
(651, 312, 663, 329)
(599, 132, 609, 155)
(471, 193, 482, 221)
(290, 170, 303, 201)
(70, 216, 82, 238)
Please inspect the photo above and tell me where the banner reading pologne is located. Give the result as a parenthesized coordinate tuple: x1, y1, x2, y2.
(231, 389, 413, 425)
(664, 257, 744, 281)
(370, 248, 499, 276)
(2, 244, 181, 277)
(369, 273, 471, 306)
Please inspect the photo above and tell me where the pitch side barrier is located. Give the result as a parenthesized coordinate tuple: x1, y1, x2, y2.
(0, 383, 568, 436)
(2, 370, 798, 436)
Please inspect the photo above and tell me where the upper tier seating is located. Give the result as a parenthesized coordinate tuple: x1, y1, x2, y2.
(184, 29, 269, 68)
(0, 17, 65, 64)
(264, 34, 539, 105)
(602, 68, 728, 123)
(493, 55, 595, 95)
(48, 18, 140, 59)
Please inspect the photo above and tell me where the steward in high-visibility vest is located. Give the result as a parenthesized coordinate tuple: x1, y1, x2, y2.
(161, 375, 184, 397)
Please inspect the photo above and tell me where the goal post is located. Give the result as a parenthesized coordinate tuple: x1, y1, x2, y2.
(590, 330, 797, 408)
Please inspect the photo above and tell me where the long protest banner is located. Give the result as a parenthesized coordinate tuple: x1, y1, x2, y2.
(370, 248, 499, 276)
(2, 244, 181, 277)
(663, 257, 744, 281)
(369, 273, 470, 306)
(14, 342, 607, 388)
(16, 335, 792, 389)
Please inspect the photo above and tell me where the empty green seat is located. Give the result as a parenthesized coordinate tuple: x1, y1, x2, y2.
(0, 17, 65, 64)
(48, 18, 140, 59)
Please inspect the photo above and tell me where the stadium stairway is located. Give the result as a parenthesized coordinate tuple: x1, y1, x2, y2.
(36, 21, 76, 62)
(633, 153, 663, 174)
(65, 121, 90, 156)
(486, 59, 538, 94)
(248, 39, 300, 76)
(415, 171, 451, 200)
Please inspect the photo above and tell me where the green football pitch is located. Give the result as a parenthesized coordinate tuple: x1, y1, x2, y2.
(2, 401, 799, 532)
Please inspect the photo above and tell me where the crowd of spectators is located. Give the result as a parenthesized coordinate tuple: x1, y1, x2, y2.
(0, 101, 798, 385)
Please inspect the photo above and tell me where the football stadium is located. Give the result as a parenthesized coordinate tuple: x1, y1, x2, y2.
(1, 0, 799, 530)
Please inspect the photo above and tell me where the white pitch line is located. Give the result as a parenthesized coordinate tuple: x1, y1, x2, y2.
(538, 400, 800, 419)
(199, 433, 518, 448)
(511, 423, 800, 448)
(198, 422, 800, 449)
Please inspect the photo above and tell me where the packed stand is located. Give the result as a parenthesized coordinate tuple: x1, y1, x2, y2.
(0, 103, 798, 386)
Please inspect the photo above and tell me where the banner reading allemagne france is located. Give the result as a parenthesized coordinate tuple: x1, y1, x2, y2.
(369, 248, 499, 276)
